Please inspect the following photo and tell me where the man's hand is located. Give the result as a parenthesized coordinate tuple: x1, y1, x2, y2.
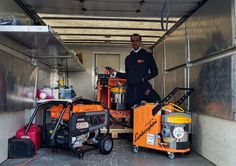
(111, 71, 117, 77)
(105, 66, 114, 72)
(105, 66, 117, 77)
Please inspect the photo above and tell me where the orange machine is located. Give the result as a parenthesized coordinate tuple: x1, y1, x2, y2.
(50, 103, 104, 121)
(97, 75, 130, 119)
(44, 99, 113, 158)
(133, 88, 194, 159)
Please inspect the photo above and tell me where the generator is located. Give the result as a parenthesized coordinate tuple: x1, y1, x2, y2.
(45, 99, 113, 158)
(25, 98, 113, 159)
(132, 87, 194, 159)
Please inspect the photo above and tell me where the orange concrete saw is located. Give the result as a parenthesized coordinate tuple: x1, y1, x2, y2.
(132, 87, 194, 159)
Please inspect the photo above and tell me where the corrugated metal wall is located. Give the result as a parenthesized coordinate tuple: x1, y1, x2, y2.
(154, 23, 188, 107)
(0, 49, 36, 111)
(187, 0, 233, 120)
(154, 0, 234, 121)
(0, 0, 35, 163)
(153, 0, 236, 165)
(153, 42, 164, 98)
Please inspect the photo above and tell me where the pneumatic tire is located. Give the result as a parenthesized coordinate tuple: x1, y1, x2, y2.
(99, 137, 113, 155)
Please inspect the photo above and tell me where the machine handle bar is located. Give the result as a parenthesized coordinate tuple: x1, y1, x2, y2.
(152, 87, 194, 116)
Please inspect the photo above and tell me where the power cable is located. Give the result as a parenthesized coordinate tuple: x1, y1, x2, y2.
(161, 0, 171, 31)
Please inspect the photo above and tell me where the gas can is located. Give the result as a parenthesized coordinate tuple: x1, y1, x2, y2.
(16, 123, 41, 151)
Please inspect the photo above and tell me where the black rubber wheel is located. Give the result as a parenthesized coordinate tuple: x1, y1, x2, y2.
(99, 137, 113, 155)
(132, 146, 139, 153)
(167, 152, 175, 159)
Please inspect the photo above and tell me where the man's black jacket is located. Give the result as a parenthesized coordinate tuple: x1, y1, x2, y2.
(117, 48, 158, 86)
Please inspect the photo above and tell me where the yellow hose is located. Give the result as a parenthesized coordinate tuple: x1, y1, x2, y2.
(161, 103, 185, 113)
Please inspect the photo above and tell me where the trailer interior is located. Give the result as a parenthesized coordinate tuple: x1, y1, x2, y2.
(0, 0, 236, 166)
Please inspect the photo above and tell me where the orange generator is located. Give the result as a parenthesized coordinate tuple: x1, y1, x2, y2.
(44, 99, 113, 158)
(133, 87, 194, 159)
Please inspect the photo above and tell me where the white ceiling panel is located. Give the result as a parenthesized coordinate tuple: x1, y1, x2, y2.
(24, 0, 207, 47)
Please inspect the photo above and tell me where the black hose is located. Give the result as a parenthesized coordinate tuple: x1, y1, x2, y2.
(161, 0, 167, 30)
(100, 103, 131, 128)
(161, 0, 171, 31)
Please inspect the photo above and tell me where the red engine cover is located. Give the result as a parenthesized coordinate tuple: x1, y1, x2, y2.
(16, 124, 41, 151)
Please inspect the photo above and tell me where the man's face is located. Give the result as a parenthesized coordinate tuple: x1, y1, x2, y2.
(131, 35, 141, 50)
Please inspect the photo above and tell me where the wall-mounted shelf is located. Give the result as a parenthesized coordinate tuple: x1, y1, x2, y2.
(0, 25, 84, 72)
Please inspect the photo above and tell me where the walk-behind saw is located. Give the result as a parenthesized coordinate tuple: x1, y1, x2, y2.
(132, 87, 194, 159)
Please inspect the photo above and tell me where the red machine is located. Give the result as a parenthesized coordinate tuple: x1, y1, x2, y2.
(16, 123, 41, 151)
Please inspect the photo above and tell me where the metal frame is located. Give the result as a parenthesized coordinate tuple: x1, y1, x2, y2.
(53, 26, 165, 31)
(0, 25, 84, 72)
(41, 16, 177, 23)
(151, 0, 208, 49)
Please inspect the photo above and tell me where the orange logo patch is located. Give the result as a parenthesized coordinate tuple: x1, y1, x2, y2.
(137, 59, 144, 64)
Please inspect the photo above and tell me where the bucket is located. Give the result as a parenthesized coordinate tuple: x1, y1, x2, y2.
(111, 86, 127, 110)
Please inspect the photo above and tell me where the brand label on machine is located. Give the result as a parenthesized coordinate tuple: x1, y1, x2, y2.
(76, 122, 89, 129)
(147, 134, 155, 145)
(173, 127, 185, 139)
(134, 118, 157, 142)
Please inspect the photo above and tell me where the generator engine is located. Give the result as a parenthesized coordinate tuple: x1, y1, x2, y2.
(54, 122, 70, 149)
(69, 111, 107, 150)
(71, 129, 100, 149)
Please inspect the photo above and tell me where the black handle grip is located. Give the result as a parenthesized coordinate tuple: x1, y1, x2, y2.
(105, 66, 113, 72)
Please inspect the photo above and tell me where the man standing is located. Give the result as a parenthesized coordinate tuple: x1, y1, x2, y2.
(115, 33, 161, 108)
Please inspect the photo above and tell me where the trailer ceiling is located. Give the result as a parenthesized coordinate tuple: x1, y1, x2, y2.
(24, 0, 207, 48)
